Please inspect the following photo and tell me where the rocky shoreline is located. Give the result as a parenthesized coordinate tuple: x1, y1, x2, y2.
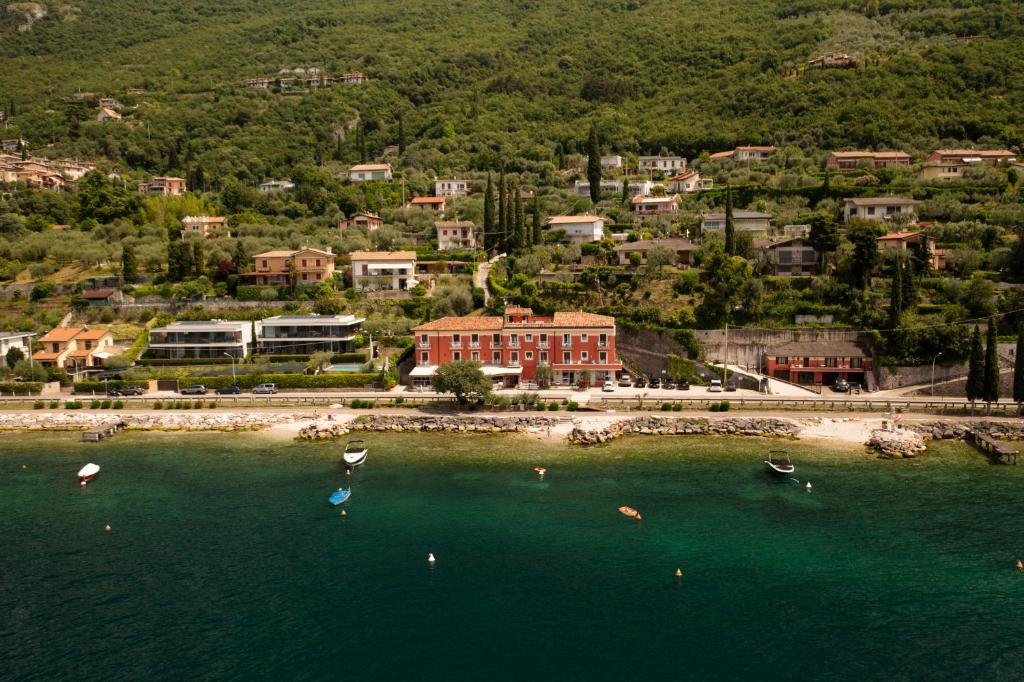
(867, 421, 1024, 458)
(0, 412, 298, 432)
(298, 414, 559, 439)
(568, 416, 800, 445)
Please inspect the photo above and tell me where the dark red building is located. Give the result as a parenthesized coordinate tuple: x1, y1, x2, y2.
(411, 306, 621, 388)
(764, 340, 872, 387)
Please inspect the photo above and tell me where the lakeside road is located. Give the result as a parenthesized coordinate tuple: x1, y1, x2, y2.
(0, 407, 1020, 448)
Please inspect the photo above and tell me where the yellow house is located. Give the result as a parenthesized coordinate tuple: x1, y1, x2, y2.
(250, 247, 335, 286)
(32, 327, 115, 372)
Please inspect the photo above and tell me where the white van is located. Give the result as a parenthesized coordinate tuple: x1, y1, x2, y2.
(708, 379, 723, 393)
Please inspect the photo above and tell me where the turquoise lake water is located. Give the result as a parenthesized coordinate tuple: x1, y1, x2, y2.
(2, 431, 1024, 680)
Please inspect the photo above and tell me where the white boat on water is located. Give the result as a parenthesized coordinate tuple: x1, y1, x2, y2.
(78, 463, 100, 482)
(764, 450, 795, 475)
(343, 440, 368, 468)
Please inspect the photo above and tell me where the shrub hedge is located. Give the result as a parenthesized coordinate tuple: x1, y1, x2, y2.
(0, 381, 44, 395)
(137, 357, 234, 366)
(73, 380, 148, 393)
(179, 373, 379, 390)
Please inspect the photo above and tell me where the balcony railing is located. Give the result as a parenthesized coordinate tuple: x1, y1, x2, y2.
(469, 342, 480, 349)
(451, 342, 462, 349)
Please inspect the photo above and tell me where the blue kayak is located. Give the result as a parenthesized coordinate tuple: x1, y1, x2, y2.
(328, 488, 351, 506)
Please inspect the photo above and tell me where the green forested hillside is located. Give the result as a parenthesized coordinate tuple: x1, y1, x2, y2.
(1, 0, 1023, 182)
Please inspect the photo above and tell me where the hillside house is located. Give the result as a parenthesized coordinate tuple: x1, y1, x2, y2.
(926, 149, 1016, 166)
(33, 327, 115, 372)
(614, 238, 697, 267)
(348, 163, 392, 182)
(573, 179, 652, 197)
(411, 306, 622, 388)
(808, 52, 856, 69)
(0, 332, 35, 360)
(764, 237, 818, 276)
(180, 216, 228, 239)
(701, 210, 772, 235)
(842, 197, 919, 224)
(667, 170, 712, 193)
(80, 288, 131, 307)
(250, 247, 335, 286)
(876, 231, 945, 270)
(435, 179, 470, 197)
(710, 146, 776, 162)
(826, 151, 911, 170)
(639, 155, 686, 174)
(96, 107, 122, 122)
(631, 194, 679, 215)
(258, 314, 365, 354)
(764, 340, 872, 388)
(350, 251, 417, 292)
(545, 215, 605, 244)
(601, 155, 624, 169)
(435, 221, 476, 251)
(1, 139, 28, 153)
(406, 196, 447, 212)
(148, 320, 255, 360)
(259, 180, 294, 193)
(338, 212, 384, 231)
(341, 72, 368, 84)
(138, 176, 187, 196)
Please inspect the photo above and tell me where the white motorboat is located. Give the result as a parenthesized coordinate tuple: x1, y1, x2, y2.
(78, 462, 100, 483)
(343, 440, 368, 468)
(764, 450, 795, 475)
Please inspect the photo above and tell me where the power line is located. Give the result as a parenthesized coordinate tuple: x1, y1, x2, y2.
(723, 306, 1024, 336)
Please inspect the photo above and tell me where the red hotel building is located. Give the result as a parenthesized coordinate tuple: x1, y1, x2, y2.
(410, 306, 622, 388)
(763, 340, 872, 388)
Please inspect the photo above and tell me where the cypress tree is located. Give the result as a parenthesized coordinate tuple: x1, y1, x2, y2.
(966, 324, 984, 403)
(232, 239, 248, 273)
(192, 240, 205, 278)
(901, 256, 916, 312)
(723, 185, 736, 255)
(532, 196, 542, 245)
(888, 258, 904, 329)
(983, 317, 1000, 404)
(1013, 328, 1024, 410)
(483, 173, 495, 252)
(121, 243, 138, 284)
(515, 189, 527, 250)
(397, 114, 405, 155)
(497, 170, 507, 249)
(586, 124, 601, 205)
(621, 177, 630, 205)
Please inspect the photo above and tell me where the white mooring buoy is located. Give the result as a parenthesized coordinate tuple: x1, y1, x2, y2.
(428, 552, 436, 566)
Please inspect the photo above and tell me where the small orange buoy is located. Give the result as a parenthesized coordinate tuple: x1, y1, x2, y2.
(675, 568, 682, 578)
(340, 509, 347, 517)
(1016, 560, 1022, 571)
(618, 506, 641, 520)
(534, 467, 546, 476)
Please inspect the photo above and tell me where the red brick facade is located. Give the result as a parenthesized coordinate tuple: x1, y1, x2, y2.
(763, 341, 872, 387)
(411, 307, 622, 387)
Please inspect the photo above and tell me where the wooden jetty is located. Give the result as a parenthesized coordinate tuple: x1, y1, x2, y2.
(81, 421, 124, 442)
(966, 428, 1019, 464)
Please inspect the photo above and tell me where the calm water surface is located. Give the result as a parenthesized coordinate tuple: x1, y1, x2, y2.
(2, 431, 1023, 681)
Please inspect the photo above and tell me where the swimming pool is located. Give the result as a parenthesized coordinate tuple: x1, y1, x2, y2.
(325, 363, 369, 373)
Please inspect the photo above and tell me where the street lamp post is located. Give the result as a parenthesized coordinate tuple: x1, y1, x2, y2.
(223, 352, 236, 386)
(931, 351, 943, 396)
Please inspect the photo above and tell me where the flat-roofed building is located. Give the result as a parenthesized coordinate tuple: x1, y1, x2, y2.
(147, 320, 256, 360)
(258, 314, 365, 354)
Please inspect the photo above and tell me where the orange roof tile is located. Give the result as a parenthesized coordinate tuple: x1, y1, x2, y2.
(552, 312, 616, 328)
(409, 196, 446, 204)
(349, 251, 417, 261)
(76, 328, 112, 340)
(414, 316, 504, 332)
(39, 327, 84, 342)
(32, 351, 61, 361)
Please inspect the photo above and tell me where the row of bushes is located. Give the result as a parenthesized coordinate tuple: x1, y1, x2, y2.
(258, 352, 369, 364)
(0, 382, 44, 395)
(137, 357, 234, 366)
(88, 400, 126, 409)
(73, 380, 148, 393)
(153, 401, 216, 409)
(180, 373, 379, 389)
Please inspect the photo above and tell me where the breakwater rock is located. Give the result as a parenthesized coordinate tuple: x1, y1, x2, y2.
(868, 428, 926, 458)
(0, 412, 297, 432)
(568, 416, 799, 445)
(909, 421, 1024, 441)
(298, 414, 559, 440)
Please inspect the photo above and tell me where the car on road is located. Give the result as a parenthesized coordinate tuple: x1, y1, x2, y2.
(708, 379, 723, 393)
(677, 380, 690, 390)
(649, 377, 661, 389)
(634, 377, 647, 389)
(725, 380, 737, 392)
(663, 380, 676, 390)
(108, 386, 145, 397)
(832, 378, 850, 393)
(180, 384, 208, 395)
(252, 383, 278, 395)
(617, 376, 633, 388)
(602, 380, 615, 392)
(216, 385, 243, 395)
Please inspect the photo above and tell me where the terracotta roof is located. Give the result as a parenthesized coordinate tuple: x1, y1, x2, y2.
(614, 238, 697, 252)
(39, 327, 84, 343)
(931, 149, 1014, 158)
(709, 150, 735, 159)
(843, 196, 919, 206)
(414, 316, 504, 332)
(545, 214, 603, 225)
(877, 231, 926, 241)
(349, 251, 417, 261)
(504, 305, 533, 315)
(32, 351, 61, 361)
(830, 150, 910, 159)
(703, 210, 772, 219)
(409, 196, 446, 204)
(552, 311, 616, 328)
(254, 250, 296, 258)
(80, 288, 115, 299)
(292, 247, 334, 258)
(435, 221, 475, 229)
(349, 163, 391, 172)
(668, 171, 699, 180)
(631, 195, 678, 204)
(736, 146, 776, 152)
(774, 340, 868, 357)
(76, 328, 112, 340)
(67, 349, 94, 359)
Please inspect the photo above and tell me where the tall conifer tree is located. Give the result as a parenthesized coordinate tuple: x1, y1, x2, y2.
(532, 196, 542, 245)
(966, 324, 984, 404)
(724, 185, 736, 255)
(1013, 328, 1024, 411)
(483, 173, 495, 252)
(983, 317, 1000, 404)
(586, 124, 601, 205)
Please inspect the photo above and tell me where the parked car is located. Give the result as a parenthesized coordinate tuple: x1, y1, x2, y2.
(252, 383, 278, 395)
(708, 379, 723, 393)
(832, 378, 850, 393)
(663, 380, 676, 390)
(649, 377, 661, 389)
(635, 377, 647, 389)
(677, 380, 690, 390)
(617, 376, 633, 388)
(602, 380, 615, 392)
(725, 380, 737, 392)
(216, 385, 243, 395)
(108, 386, 144, 397)
(180, 385, 208, 395)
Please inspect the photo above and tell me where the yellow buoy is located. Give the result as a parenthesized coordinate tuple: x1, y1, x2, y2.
(675, 568, 682, 578)
(341, 509, 348, 517)
(104, 524, 112, 532)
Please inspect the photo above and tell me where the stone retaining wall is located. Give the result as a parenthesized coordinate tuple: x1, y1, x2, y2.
(298, 414, 559, 440)
(0, 412, 297, 432)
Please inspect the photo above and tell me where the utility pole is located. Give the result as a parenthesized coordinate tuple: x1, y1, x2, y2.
(723, 322, 729, 387)
(931, 351, 943, 396)
(223, 352, 236, 386)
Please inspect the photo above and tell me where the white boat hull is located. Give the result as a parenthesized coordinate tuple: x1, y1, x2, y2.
(344, 450, 367, 468)
(78, 463, 100, 481)
(764, 462, 794, 475)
